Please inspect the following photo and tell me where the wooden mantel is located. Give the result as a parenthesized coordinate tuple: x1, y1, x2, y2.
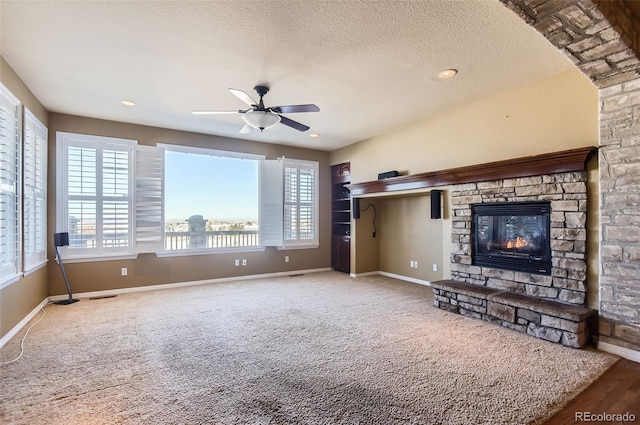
(346, 147, 598, 197)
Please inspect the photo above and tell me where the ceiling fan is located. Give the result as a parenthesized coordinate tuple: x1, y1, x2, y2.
(192, 85, 320, 133)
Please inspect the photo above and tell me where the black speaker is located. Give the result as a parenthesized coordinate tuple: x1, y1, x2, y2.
(430, 190, 442, 219)
(54, 232, 70, 247)
(377, 170, 399, 180)
(353, 198, 361, 220)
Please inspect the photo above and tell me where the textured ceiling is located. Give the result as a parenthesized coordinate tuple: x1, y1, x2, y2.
(0, 0, 574, 151)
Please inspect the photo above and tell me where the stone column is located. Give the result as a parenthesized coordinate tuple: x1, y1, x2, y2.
(598, 79, 640, 351)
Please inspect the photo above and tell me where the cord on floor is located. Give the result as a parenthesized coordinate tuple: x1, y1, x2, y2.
(0, 307, 46, 365)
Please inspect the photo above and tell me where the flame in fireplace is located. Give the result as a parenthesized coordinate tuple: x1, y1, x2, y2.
(506, 236, 529, 249)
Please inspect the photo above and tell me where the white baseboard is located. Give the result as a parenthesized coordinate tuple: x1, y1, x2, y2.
(598, 341, 640, 363)
(350, 270, 432, 287)
(0, 297, 49, 350)
(378, 271, 432, 286)
(350, 271, 379, 278)
(48, 267, 333, 301)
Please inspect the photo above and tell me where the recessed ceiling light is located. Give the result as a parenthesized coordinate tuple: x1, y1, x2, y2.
(438, 69, 458, 79)
(309, 133, 319, 138)
(121, 100, 136, 106)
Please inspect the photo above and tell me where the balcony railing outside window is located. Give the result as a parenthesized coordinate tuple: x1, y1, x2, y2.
(68, 230, 259, 251)
(164, 230, 259, 250)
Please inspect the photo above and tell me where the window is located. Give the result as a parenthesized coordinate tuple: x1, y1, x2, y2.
(259, 158, 319, 249)
(0, 83, 21, 286)
(56, 136, 319, 259)
(161, 144, 262, 252)
(283, 159, 319, 247)
(23, 108, 48, 272)
(56, 132, 136, 259)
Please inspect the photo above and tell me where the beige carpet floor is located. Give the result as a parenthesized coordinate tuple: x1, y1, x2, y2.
(0, 272, 618, 424)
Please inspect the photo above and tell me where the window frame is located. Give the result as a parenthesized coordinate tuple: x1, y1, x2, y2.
(56, 132, 137, 262)
(282, 158, 319, 249)
(259, 157, 320, 250)
(23, 107, 48, 274)
(0, 83, 22, 288)
(157, 143, 265, 257)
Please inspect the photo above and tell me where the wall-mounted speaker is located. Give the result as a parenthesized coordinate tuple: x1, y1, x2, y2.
(353, 198, 361, 220)
(430, 190, 442, 219)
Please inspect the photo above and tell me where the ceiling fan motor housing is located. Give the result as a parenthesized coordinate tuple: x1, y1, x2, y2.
(254, 85, 270, 98)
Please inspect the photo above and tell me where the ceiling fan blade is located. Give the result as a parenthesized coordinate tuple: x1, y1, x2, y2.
(271, 104, 320, 114)
(239, 124, 252, 134)
(229, 88, 256, 107)
(278, 115, 310, 132)
(192, 110, 244, 115)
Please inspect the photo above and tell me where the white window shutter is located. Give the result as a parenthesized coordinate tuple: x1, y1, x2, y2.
(259, 159, 284, 246)
(135, 145, 165, 253)
(283, 158, 319, 247)
(23, 108, 47, 271)
(0, 83, 21, 285)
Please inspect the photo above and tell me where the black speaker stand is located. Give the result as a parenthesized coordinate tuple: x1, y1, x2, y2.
(55, 244, 78, 305)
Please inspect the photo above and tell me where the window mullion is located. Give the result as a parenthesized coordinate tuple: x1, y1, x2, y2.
(95, 148, 104, 254)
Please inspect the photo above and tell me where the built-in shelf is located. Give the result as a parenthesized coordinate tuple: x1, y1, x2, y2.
(331, 162, 351, 274)
(347, 147, 597, 197)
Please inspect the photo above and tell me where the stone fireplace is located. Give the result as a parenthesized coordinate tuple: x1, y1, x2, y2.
(434, 169, 596, 347)
(451, 171, 589, 305)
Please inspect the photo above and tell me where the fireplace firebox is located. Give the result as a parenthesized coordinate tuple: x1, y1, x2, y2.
(472, 201, 551, 275)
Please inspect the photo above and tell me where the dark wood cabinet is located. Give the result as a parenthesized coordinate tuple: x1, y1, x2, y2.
(331, 162, 351, 273)
(332, 235, 351, 274)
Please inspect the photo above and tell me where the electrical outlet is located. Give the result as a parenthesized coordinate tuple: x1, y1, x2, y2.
(285, 256, 289, 263)
(121, 267, 127, 276)
(415, 261, 419, 269)
(433, 264, 438, 272)
(234, 259, 240, 267)
(242, 259, 247, 266)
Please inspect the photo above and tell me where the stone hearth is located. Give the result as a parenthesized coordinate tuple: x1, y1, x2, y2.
(432, 279, 595, 348)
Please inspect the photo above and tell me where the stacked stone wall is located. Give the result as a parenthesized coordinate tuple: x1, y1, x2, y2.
(598, 79, 640, 351)
(450, 171, 588, 305)
(501, 0, 640, 366)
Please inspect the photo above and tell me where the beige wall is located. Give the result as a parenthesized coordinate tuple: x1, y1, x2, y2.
(331, 69, 598, 183)
(46, 113, 331, 296)
(332, 68, 599, 287)
(378, 195, 443, 281)
(0, 57, 49, 339)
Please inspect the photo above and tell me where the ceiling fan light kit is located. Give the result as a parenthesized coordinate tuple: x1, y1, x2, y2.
(242, 110, 281, 131)
(193, 85, 319, 133)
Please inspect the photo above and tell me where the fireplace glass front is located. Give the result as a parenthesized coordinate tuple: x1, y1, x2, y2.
(472, 201, 551, 275)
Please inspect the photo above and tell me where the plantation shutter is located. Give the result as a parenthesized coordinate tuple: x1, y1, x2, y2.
(56, 132, 136, 258)
(259, 159, 284, 246)
(23, 108, 48, 271)
(135, 144, 165, 253)
(0, 83, 21, 285)
(283, 159, 319, 247)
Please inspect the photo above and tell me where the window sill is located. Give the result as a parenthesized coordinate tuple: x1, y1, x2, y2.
(156, 246, 266, 258)
(24, 260, 48, 276)
(277, 244, 319, 250)
(0, 273, 23, 290)
(56, 253, 139, 264)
